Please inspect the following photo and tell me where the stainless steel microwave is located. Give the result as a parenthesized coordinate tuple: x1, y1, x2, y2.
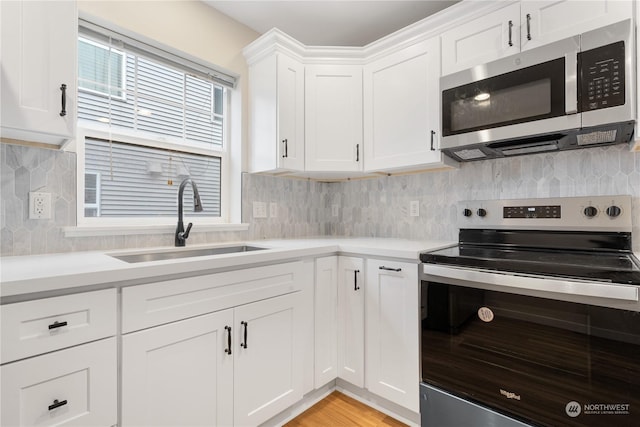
(440, 19, 635, 162)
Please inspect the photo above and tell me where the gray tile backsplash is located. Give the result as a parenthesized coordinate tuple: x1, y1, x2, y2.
(1, 142, 639, 256)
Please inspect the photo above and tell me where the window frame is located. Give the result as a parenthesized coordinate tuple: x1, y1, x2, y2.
(73, 25, 239, 231)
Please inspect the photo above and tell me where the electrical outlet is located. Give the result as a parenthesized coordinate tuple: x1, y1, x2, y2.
(269, 202, 278, 218)
(410, 200, 420, 217)
(332, 204, 339, 217)
(29, 192, 52, 219)
(253, 202, 267, 218)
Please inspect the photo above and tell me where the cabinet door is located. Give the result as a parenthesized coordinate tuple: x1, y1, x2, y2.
(314, 256, 338, 387)
(248, 52, 304, 173)
(521, 0, 632, 51)
(305, 65, 363, 172)
(365, 259, 419, 412)
(277, 54, 305, 171)
(121, 310, 234, 426)
(364, 37, 452, 172)
(1, 338, 116, 426)
(337, 256, 365, 388)
(0, 0, 76, 145)
(441, 2, 520, 75)
(234, 292, 303, 426)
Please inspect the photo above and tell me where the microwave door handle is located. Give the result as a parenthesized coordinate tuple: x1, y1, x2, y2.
(565, 52, 578, 114)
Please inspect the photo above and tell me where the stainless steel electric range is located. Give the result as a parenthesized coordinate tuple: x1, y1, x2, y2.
(419, 195, 640, 427)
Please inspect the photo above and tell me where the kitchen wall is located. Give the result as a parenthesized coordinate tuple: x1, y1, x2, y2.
(2, 143, 638, 256)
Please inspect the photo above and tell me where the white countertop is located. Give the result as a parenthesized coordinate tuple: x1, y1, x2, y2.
(0, 238, 454, 299)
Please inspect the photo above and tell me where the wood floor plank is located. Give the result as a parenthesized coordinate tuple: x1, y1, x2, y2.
(284, 391, 408, 427)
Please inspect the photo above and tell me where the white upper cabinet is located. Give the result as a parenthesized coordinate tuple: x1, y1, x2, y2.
(520, 0, 632, 51)
(1, 0, 77, 147)
(442, 0, 633, 75)
(247, 51, 305, 173)
(305, 65, 363, 172)
(364, 37, 456, 173)
(441, 2, 520, 76)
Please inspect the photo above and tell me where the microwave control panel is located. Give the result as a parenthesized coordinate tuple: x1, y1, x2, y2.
(579, 41, 625, 112)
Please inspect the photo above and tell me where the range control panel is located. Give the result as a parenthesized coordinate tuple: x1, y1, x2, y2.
(503, 205, 561, 219)
(459, 195, 632, 232)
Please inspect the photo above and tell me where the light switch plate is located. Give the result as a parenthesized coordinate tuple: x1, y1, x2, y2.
(332, 204, 339, 217)
(269, 202, 278, 218)
(253, 202, 267, 218)
(410, 200, 420, 217)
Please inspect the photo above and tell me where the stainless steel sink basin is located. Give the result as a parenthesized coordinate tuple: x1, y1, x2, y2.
(110, 245, 267, 263)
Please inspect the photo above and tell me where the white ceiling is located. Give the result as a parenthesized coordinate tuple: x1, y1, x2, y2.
(204, 1, 460, 47)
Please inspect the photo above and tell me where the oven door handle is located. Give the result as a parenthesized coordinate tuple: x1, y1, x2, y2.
(423, 265, 639, 302)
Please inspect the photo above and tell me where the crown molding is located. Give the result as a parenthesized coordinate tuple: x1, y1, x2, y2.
(242, 0, 512, 65)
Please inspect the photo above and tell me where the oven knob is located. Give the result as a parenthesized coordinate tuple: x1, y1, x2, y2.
(583, 206, 598, 218)
(477, 208, 487, 217)
(463, 209, 473, 217)
(606, 205, 621, 218)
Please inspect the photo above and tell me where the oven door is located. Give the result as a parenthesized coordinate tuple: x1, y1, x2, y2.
(440, 36, 580, 151)
(420, 270, 640, 427)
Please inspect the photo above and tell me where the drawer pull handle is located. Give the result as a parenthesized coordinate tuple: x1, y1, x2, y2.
(354, 269, 360, 291)
(48, 321, 68, 330)
(379, 266, 402, 272)
(224, 326, 232, 355)
(240, 321, 248, 349)
(48, 399, 68, 411)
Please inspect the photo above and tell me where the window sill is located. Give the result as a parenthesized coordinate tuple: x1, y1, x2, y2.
(63, 223, 250, 238)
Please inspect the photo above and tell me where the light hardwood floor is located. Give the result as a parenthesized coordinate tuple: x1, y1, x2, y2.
(284, 391, 408, 427)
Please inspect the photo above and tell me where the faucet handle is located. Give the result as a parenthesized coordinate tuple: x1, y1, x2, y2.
(182, 222, 193, 240)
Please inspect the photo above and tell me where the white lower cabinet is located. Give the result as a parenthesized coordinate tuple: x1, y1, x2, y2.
(234, 292, 303, 426)
(1, 338, 117, 426)
(365, 259, 420, 412)
(314, 256, 339, 387)
(122, 292, 303, 427)
(337, 256, 365, 387)
(121, 311, 234, 426)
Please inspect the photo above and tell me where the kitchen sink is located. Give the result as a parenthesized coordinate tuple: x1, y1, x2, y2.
(110, 245, 267, 263)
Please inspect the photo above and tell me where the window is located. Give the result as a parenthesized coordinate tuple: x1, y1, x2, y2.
(84, 172, 101, 217)
(76, 19, 238, 228)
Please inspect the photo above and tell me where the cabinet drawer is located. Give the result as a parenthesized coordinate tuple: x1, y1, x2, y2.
(122, 261, 304, 333)
(1, 289, 117, 364)
(1, 338, 117, 426)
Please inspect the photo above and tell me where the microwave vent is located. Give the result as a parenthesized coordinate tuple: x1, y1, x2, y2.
(454, 148, 487, 160)
(577, 129, 617, 145)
